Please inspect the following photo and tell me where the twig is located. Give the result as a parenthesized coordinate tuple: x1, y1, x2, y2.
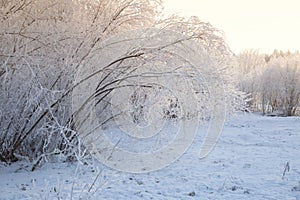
(282, 161, 290, 180)
(88, 170, 102, 192)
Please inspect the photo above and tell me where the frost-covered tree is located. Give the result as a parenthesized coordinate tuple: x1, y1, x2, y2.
(0, 0, 243, 166)
(234, 49, 300, 116)
(260, 55, 300, 116)
(0, 0, 162, 164)
(233, 49, 266, 111)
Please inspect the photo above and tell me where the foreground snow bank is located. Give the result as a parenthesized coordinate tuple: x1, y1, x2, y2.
(1, 113, 300, 199)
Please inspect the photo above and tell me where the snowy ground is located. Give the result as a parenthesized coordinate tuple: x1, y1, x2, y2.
(1, 113, 300, 199)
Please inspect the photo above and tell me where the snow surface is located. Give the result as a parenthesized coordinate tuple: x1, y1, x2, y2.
(1, 113, 300, 199)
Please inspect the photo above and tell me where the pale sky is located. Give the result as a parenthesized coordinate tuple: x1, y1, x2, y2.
(163, 0, 300, 54)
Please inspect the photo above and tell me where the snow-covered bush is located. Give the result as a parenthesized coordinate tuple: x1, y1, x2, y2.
(0, 0, 243, 166)
(0, 0, 161, 164)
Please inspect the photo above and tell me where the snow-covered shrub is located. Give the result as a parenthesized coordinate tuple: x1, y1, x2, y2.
(0, 0, 244, 166)
(0, 0, 161, 164)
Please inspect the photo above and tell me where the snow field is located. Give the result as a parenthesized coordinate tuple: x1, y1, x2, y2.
(0, 113, 300, 199)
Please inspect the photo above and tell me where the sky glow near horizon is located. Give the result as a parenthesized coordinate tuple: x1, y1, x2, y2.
(163, 0, 300, 54)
